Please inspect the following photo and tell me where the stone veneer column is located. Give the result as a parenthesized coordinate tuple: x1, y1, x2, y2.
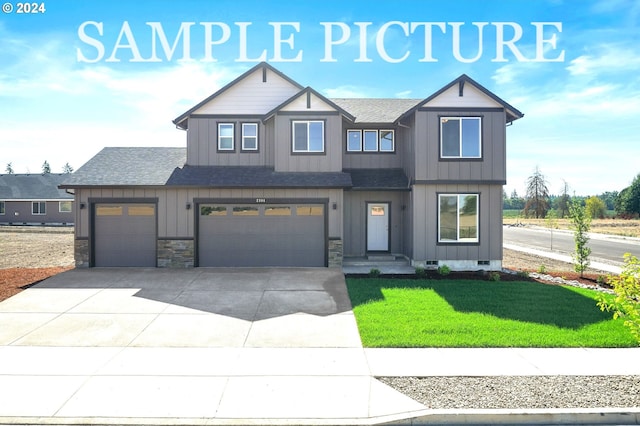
(157, 239, 195, 268)
(328, 238, 343, 268)
(74, 239, 90, 268)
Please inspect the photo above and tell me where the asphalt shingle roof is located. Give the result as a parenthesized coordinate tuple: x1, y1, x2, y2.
(166, 166, 352, 188)
(60, 147, 187, 187)
(0, 174, 73, 200)
(346, 169, 410, 190)
(330, 98, 422, 123)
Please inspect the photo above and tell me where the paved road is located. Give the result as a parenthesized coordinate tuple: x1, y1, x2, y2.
(503, 226, 640, 266)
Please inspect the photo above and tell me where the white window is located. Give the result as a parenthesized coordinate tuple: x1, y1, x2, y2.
(59, 201, 72, 213)
(380, 130, 395, 152)
(0, 201, 4, 215)
(293, 121, 324, 153)
(347, 130, 362, 152)
(218, 123, 234, 151)
(32, 201, 46, 215)
(242, 123, 258, 151)
(438, 194, 479, 243)
(440, 117, 481, 158)
(346, 129, 395, 152)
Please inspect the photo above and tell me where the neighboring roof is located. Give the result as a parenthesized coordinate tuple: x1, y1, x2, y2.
(173, 62, 304, 129)
(264, 87, 356, 122)
(59, 147, 186, 188)
(166, 166, 352, 188)
(346, 169, 410, 191)
(0, 174, 74, 200)
(330, 98, 423, 124)
(402, 74, 524, 123)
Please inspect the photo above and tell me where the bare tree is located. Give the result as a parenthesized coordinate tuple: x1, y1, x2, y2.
(524, 166, 550, 218)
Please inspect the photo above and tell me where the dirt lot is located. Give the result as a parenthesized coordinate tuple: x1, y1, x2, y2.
(0, 226, 614, 303)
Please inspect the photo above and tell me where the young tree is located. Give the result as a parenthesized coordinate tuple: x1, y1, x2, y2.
(524, 166, 550, 218)
(5, 163, 13, 174)
(62, 162, 74, 174)
(569, 199, 591, 277)
(585, 196, 606, 219)
(597, 254, 640, 343)
(557, 180, 571, 218)
(41, 160, 51, 174)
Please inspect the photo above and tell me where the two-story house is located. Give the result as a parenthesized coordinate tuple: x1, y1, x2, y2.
(60, 62, 522, 270)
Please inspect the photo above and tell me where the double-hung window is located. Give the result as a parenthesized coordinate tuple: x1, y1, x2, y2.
(32, 201, 46, 215)
(218, 123, 234, 151)
(0, 201, 5, 215)
(438, 194, 479, 243)
(440, 117, 481, 158)
(242, 123, 258, 151)
(292, 120, 324, 153)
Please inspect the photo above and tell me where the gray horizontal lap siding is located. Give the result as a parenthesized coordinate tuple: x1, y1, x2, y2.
(0, 200, 73, 225)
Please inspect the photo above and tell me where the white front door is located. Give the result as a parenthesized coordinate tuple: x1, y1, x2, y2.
(367, 203, 389, 251)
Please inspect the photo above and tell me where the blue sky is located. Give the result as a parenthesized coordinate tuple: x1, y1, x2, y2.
(1, 0, 638, 196)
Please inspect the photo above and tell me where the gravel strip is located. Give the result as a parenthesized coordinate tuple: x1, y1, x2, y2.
(379, 376, 640, 409)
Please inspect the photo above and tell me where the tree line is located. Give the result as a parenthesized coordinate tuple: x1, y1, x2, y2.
(504, 166, 640, 219)
(4, 161, 74, 175)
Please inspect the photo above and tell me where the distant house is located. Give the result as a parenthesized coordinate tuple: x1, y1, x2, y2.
(61, 63, 522, 270)
(0, 174, 74, 225)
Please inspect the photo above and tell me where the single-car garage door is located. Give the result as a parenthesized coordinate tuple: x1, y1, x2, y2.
(94, 203, 157, 267)
(198, 203, 326, 267)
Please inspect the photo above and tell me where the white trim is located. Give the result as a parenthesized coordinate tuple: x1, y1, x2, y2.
(31, 201, 46, 215)
(438, 194, 479, 243)
(363, 130, 378, 152)
(217, 122, 235, 151)
(0, 201, 4, 215)
(346, 130, 362, 152)
(292, 120, 325, 153)
(241, 122, 258, 151)
(380, 129, 395, 152)
(440, 116, 482, 159)
(59, 201, 73, 213)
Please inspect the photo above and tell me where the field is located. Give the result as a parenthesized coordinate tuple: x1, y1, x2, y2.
(503, 210, 640, 238)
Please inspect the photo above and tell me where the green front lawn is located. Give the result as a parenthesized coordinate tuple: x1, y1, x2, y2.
(346, 278, 638, 347)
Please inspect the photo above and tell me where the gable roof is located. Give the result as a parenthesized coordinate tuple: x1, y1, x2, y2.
(60, 147, 186, 188)
(264, 87, 356, 122)
(401, 74, 524, 123)
(0, 174, 74, 200)
(173, 62, 304, 129)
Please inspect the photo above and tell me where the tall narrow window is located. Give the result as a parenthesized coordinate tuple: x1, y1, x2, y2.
(218, 123, 234, 151)
(440, 117, 481, 158)
(347, 130, 362, 151)
(380, 130, 395, 152)
(292, 121, 324, 153)
(363, 130, 378, 151)
(242, 123, 258, 151)
(438, 194, 478, 242)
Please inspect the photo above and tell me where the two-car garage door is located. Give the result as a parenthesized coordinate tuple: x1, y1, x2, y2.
(198, 203, 326, 267)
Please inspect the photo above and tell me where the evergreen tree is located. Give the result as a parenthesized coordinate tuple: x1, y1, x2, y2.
(524, 166, 550, 218)
(62, 162, 74, 174)
(5, 163, 13, 174)
(569, 199, 591, 277)
(42, 160, 51, 174)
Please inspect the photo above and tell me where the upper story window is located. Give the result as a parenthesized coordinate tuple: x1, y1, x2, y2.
(32, 201, 46, 215)
(242, 123, 258, 151)
(293, 120, 324, 153)
(218, 123, 235, 151)
(440, 117, 481, 158)
(438, 194, 478, 243)
(347, 129, 395, 153)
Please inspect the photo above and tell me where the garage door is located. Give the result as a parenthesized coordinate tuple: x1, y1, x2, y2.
(94, 203, 156, 267)
(198, 203, 326, 267)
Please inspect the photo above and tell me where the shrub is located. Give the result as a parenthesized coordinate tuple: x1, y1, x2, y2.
(488, 272, 501, 282)
(415, 266, 426, 278)
(597, 253, 640, 344)
(437, 264, 451, 276)
(517, 270, 530, 279)
(369, 268, 381, 278)
(538, 264, 547, 274)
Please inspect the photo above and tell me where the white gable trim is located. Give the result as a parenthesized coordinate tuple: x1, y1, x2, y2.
(422, 83, 503, 109)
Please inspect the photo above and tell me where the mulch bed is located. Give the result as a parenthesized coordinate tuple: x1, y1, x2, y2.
(0, 267, 73, 302)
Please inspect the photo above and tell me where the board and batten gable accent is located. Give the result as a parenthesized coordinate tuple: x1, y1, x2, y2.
(422, 82, 504, 109)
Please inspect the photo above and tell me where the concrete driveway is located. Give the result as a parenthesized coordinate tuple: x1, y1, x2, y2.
(0, 268, 426, 424)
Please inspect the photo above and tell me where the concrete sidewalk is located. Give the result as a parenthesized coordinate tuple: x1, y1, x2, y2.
(0, 268, 639, 425)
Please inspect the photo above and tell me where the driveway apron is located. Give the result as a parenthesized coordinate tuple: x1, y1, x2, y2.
(0, 268, 426, 424)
